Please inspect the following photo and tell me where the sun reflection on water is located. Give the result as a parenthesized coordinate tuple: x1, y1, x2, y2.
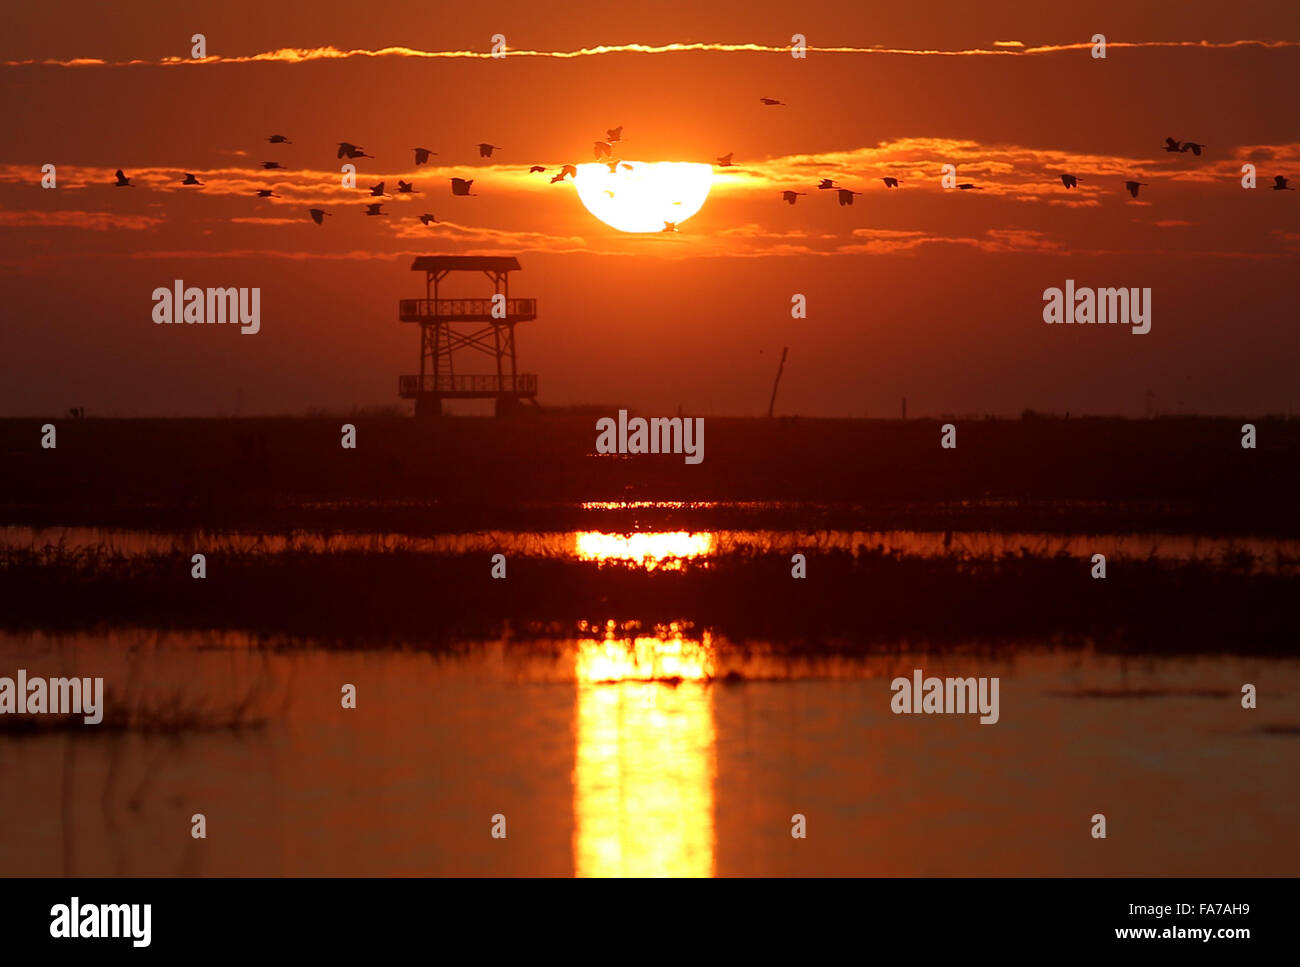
(573, 531, 714, 570)
(573, 625, 717, 877)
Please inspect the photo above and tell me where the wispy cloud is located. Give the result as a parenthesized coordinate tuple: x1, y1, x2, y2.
(7, 39, 1299, 68)
(0, 209, 164, 230)
(841, 227, 1064, 255)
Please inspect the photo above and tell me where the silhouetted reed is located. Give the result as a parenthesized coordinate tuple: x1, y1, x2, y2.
(2, 543, 1294, 653)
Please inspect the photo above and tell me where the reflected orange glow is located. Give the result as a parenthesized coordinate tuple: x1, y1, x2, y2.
(572, 629, 717, 876)
(574, 531, 714, 570)
(579, 500, 713, 510)
(576, 625, 717, 682)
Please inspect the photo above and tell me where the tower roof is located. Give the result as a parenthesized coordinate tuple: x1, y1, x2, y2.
(410, 256, 522, 273)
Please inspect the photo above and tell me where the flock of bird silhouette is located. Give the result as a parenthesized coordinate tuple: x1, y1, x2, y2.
(108, 97, 1295, 233)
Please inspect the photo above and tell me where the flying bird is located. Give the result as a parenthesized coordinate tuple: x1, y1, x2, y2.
(308, 209, 331, 224)
(397, 180, 416, 193)
(662, 221, 678, 232)
(550, 164, 578, 184)
(716, 153, 734, 167)
(606, 126, 624, 142)
(369, 182, 387, 197)
(364, 203, 386, 216)
(261, 161, 284, 170)
(529, 165, 546, 173)
(451, 178, 476, 196)
(759, 96, 786, 106)
(594, 141, 613, 159)
(882, 177, 901, 188)
(418, 213, 440, 225)
(817, 179, 838, 190)
(836, 188, 862, 206)
(1125, 180, 1148, 198)
(254, 189, 278, 197)
(412, 147, 436, 165)
(781, 190, 806, 205)
(477, 143, 500, 158)
(1163, 137, 1183, 153)
(267, 134, 292, 144)
(181, 173, 203, 186)
(1179, 141, 1205, 156)
(1060, 174, 1080, 189)
(337, 142, 372, 159)
(1272, 175, 1295, 191)
(114, 169, 133, 187)
(956, 183, 983, 190)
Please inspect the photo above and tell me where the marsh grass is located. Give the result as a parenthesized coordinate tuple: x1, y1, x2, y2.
(2, 542, 1295, 652)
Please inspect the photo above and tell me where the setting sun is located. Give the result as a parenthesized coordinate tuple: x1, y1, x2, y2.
(573, 161, 713, 232)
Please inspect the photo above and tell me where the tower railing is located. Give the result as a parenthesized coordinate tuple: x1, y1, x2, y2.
(399, 373, 538, 397)
(399, 298, 537, 322)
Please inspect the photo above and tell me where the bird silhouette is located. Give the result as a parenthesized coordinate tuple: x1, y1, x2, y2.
(781, 190, 807, 205)
(451, 178, 476, 196)
(418, 213, 440, 225)
(759, 96, 786, 106)
(529, 165, 546, 173)
(716, 153, 734, 167)
(1060, 173, 1080, 189)
(477, 143, 500, 158)
(662, 221, 678, 232)
(1164, 137, 1183, 153)
(181, 173, 204, 186)
(606, 126, 624, 142)
(817, 179, 838, 190)
(254, 189, 278, 197)
(593, 141, 613, 159)
(1125, 180, 1148, 198)
(364, 203, 386, 216)
(956, 183, 983, 190)
(882, 177, 901, 188)
(337, 142, 372, 159)
(267, 134, 292, 144)
(261, 161, 284, 170)
(369, 182, 388, 197)
(397, 180, 416, 193)
(836, 188, 862, 205)
(1272, 175, 1295, 191)
(308, 209, 331, 224)
(114, 169, 133, 187)
(550, 164, 577, 184)
(412, 147, 437, 165)
(1179, 141, 1205, 156)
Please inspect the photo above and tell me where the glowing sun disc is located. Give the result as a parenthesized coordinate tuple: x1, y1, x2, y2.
(574, 161, 713, 233)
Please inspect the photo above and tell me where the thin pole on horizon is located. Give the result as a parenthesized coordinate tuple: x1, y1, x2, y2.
(767, 347, 788, 419)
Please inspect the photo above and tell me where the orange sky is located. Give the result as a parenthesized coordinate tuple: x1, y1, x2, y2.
(2, 0, 1298, 417)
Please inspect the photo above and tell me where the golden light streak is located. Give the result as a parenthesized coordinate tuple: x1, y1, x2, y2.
(573, 628, 717, 876)
(8, 39, 1299, 68)
(574, 531, 715, 570)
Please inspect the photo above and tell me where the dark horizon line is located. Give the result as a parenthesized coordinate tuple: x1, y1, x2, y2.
(2, 409, 1295, 422)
